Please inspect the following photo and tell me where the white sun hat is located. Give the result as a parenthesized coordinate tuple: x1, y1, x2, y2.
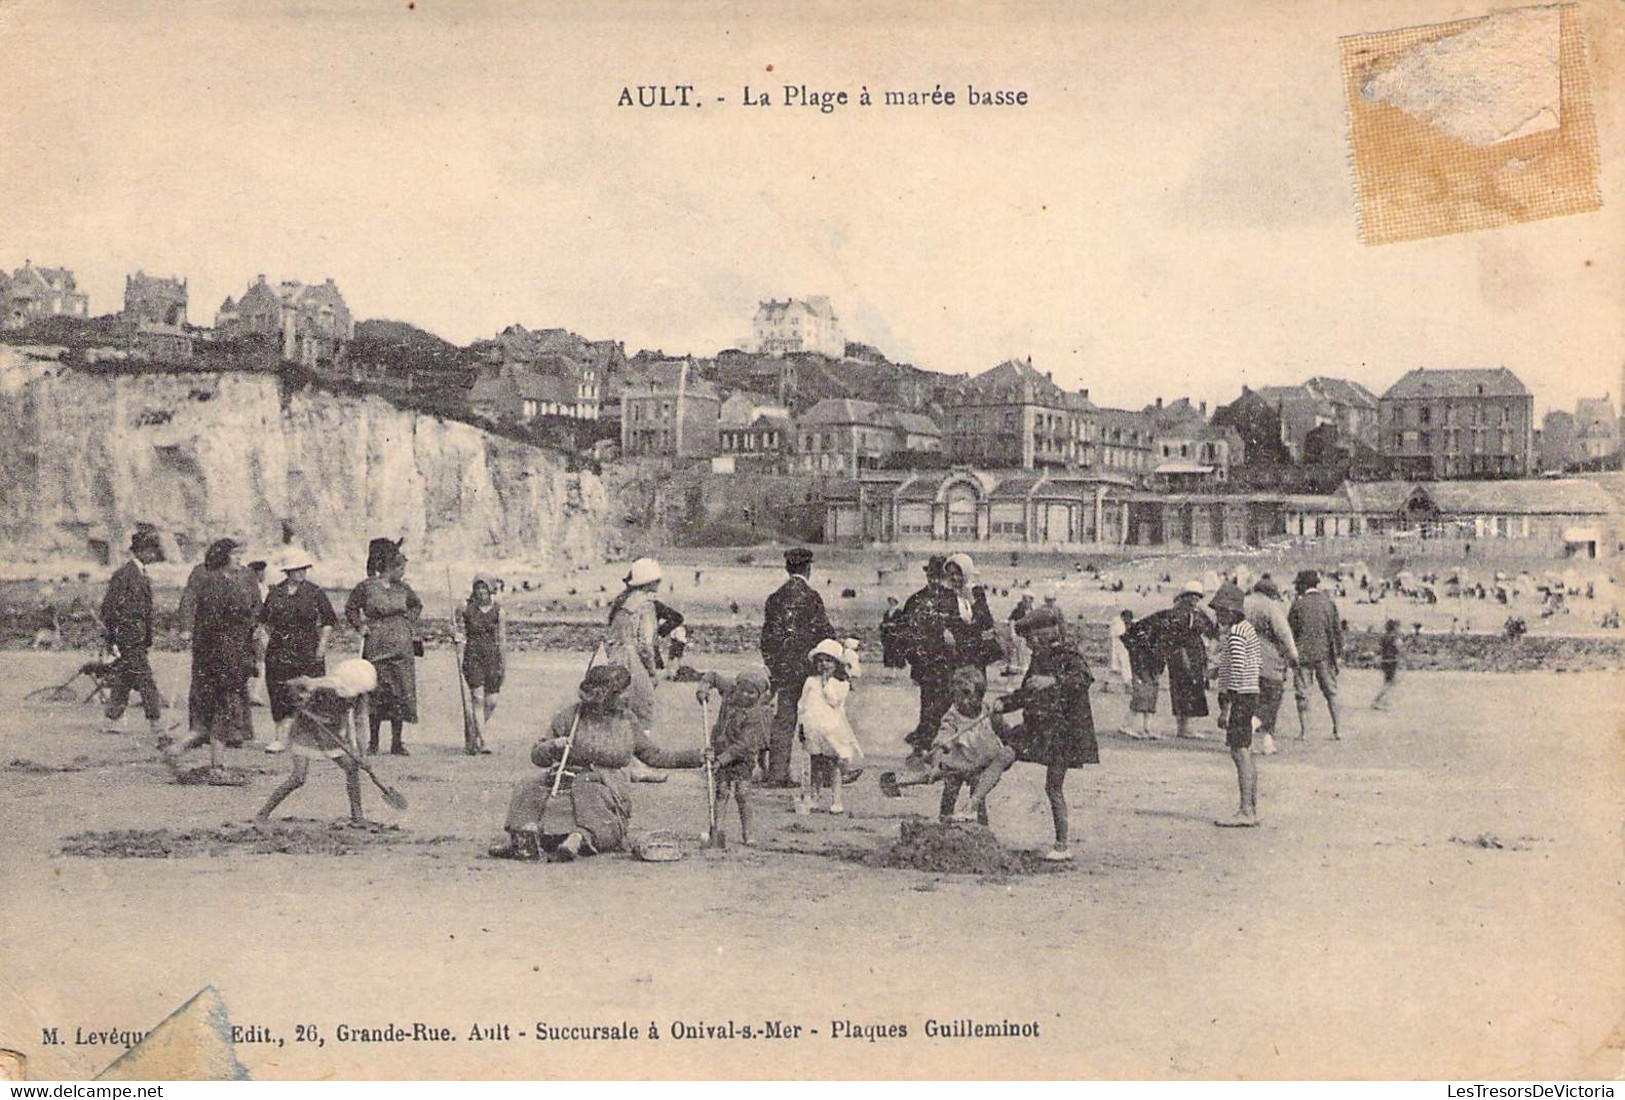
(809, 638, 846, 662)
(330, 658, 378, 698)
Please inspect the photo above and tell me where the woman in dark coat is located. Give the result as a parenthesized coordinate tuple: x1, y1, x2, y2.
(996, 606, 1098, 862)
(345, 541, 422, 755)
(260, 549, 338, 754)
(170, 537, 259, 765)
(1156, 581, 1217, 740)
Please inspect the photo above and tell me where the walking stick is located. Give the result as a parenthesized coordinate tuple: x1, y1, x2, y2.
(446, 569, 483, 755)
(539, 643, 603, 811)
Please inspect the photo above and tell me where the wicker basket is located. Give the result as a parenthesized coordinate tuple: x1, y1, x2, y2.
(631, 829, 686, 863)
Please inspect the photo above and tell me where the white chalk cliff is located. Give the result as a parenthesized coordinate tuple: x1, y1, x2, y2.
(0, 346, 613, 571)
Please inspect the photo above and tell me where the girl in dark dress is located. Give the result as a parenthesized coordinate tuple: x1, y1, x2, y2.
(169, 538, 259, 767)
(997, 606, 1098, 862)
(455, 575, 505, 748)
(260, 550, 338, 754)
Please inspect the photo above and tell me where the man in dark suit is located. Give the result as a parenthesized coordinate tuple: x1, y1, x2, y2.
(759, 547, 835, 786)
(100, 529, 173, 734)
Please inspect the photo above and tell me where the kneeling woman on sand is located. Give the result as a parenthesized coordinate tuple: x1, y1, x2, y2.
(255, 658, 377, 825)
(489, 664, 703, 861)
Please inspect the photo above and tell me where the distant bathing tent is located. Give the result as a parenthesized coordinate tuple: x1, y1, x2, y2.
(821, 469, 1621, 558)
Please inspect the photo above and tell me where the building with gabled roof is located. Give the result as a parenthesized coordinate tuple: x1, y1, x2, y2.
(943, 357, 1089, 470)
(214, 274, 353, 367)
(795, 397, 899, 474)
(620, 359, 720, 460)
(121, 271, 188, 327)
(3, 261, 90, 328)
(1378, 367, 1534, 479)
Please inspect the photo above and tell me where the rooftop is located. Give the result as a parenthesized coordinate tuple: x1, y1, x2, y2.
(1383, 367, 1530, 401)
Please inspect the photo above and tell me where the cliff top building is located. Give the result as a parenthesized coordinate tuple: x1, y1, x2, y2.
(215, 274, 354, 368)
(3, 261, 90, 328)
(122, 271, 188, 327)
(752, 297, 844, 359)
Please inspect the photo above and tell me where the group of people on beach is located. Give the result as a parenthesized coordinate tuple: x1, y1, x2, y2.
(95, 527, 1384, 863)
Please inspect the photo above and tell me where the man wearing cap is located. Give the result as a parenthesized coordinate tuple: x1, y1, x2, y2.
(760, 548, 836, 786)
(1244, 574, 1297, 756)
(99, 530, 173, 736)
(1288, 569, 1343, 740)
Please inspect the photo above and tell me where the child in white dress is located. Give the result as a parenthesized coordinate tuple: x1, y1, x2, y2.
(797, 638, 864, 814)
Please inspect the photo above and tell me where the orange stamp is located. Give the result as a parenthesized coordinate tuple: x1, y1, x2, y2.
(1340, 4, 1602, 245)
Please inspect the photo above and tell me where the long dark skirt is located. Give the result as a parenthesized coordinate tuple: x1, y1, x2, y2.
(189, 663, 254, 745)
(1168, 668, 1209, 718)
(369, 656, 419, 723)
(266, 657, 326, 722)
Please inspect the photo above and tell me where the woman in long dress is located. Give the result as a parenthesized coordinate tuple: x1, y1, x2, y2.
(170, 537, 259, 765)
(344, 543, 422, 755)
(1107, 609, 1134, 691)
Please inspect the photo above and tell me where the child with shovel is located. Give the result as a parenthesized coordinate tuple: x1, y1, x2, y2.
(696, 666, 773, 846)
(255, 658, 379, 825)
(880, 666, 1016, 827)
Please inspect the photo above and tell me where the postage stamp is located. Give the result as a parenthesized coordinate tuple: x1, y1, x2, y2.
(1341, 3, 1602, 245)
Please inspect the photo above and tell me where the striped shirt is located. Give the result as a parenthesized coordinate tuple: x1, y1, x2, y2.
(1223, 620, 1262, 695)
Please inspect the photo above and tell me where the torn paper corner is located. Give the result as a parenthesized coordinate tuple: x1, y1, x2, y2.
(1359, 5, 1562, 145)
(96, 986, 251, 1082)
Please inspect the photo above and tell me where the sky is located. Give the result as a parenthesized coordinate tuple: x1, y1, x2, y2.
(2, 0, 1621, 416)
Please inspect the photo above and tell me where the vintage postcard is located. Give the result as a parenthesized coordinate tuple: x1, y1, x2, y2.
(0, 0, 1621, 1083)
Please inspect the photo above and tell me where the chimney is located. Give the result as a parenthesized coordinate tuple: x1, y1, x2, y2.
(1200, 401, 1207, 417)
(1081, 388, 1089, 401)
(1156, 397, 1163, 410)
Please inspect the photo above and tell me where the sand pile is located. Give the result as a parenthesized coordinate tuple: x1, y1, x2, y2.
(878, 819, 1025, 875)
(62, 819, 457, 858)
(8, 757, 90, 774)
(174, 766, 252, 786)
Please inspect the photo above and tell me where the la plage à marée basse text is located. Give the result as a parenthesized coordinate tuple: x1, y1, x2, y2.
(617, 84, 1028, 111)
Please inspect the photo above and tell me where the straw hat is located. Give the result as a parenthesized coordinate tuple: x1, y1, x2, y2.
(278, 547, 314, 574)
(1180, 579, 1205, 597)
(626, 557, 662, 587)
